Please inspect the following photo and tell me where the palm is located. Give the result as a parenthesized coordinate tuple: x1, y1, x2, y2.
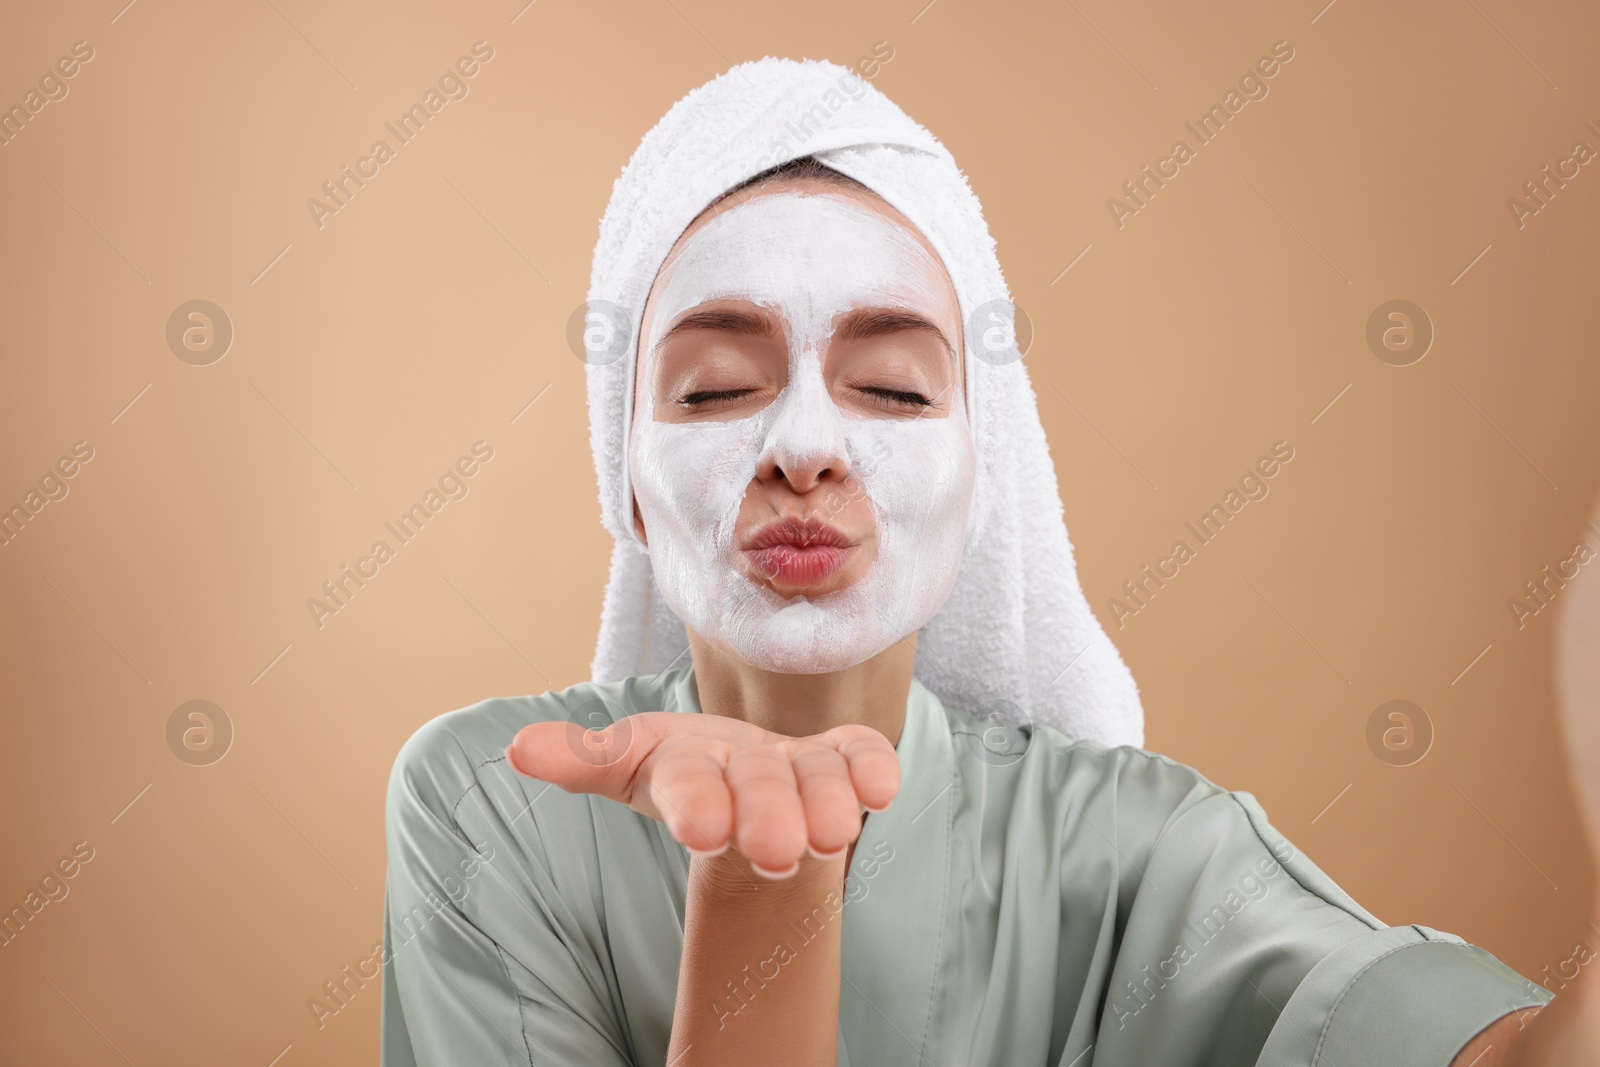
(507, 711, 900, 877)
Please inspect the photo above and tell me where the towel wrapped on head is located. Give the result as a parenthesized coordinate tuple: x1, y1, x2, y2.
(583, 55, 1145, 748)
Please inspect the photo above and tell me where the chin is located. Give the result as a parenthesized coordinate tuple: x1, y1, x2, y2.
(715, 566, 946, 675)
(728, 627, 894, 675)
(657, 543, 961, 674)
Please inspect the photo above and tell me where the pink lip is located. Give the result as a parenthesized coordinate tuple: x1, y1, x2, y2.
(746, 543, 855, 586)
(743, 517, 856, 588)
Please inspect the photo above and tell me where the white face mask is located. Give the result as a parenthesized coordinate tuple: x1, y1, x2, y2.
(629, 190, 976, 673)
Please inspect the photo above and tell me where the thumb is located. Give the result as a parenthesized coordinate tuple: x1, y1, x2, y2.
(505, 717, 641, 801)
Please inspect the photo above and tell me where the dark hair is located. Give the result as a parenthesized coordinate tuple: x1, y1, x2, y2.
(712, 154, 874, 210)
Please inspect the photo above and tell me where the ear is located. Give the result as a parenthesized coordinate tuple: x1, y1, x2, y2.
(632, 496, 648, 545)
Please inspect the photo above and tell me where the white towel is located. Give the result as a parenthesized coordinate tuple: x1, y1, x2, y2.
(583, 56, 1144, 747)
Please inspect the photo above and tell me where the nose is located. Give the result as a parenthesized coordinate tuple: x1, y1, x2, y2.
(754, 353, 851, 495)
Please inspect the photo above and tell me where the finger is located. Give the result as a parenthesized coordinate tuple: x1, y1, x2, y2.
(826, 724, 902, 814)
(791, 745, 863, 859)
(724, 746, 808, 878)
(646, 745, 734, 856)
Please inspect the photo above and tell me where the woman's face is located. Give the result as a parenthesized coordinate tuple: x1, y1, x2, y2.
(629, 177, 976, 674)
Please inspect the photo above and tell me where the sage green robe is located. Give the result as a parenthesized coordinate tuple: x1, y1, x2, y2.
(380, 664, 1551, 1065)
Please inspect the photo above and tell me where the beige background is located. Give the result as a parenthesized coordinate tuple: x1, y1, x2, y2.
(2, 0, 1599, 1062)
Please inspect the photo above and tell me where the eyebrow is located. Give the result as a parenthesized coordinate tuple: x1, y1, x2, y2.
(656, 304, 955, 364)
(656, 306, 779, 349)
(834, 306, 955, 364)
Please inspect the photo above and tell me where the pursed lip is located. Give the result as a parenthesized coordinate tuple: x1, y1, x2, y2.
(741, 516, 857, 588)
(742, 515, 853, 552)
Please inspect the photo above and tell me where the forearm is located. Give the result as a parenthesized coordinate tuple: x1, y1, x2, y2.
(667, 849, 848, 1066)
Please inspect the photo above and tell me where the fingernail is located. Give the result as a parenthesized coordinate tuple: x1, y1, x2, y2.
(807, 842, 848, 861)
(862, 801, 889, 814)
(750, 858, 800, 879)
(686, 841, 731, 859)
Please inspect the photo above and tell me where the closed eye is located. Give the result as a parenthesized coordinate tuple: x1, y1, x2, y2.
(678, 388, 754, 409)
(677, 385, 938, 412)
(860, 386, 934, 411)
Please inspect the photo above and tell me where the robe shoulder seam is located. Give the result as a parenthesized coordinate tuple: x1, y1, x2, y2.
(1224, 791, 1382, 933)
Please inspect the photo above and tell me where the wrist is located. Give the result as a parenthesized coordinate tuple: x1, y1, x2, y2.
(690, 846, 847, 908)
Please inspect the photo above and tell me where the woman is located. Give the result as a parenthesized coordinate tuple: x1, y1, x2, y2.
(380, 58, 1598, 1065)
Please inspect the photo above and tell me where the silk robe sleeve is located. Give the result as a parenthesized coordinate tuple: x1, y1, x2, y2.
(380, 700, 639, 1067)
(1088, 764, 1554, 1066)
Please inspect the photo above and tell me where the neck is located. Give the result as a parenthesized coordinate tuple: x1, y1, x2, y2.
(686, 630, 917, 747)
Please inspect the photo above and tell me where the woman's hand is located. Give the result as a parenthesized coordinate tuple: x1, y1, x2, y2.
(1476, 500, 1600, 1066)
(505, 711, 900, 878)
(1547, 500, 1600, 1061)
